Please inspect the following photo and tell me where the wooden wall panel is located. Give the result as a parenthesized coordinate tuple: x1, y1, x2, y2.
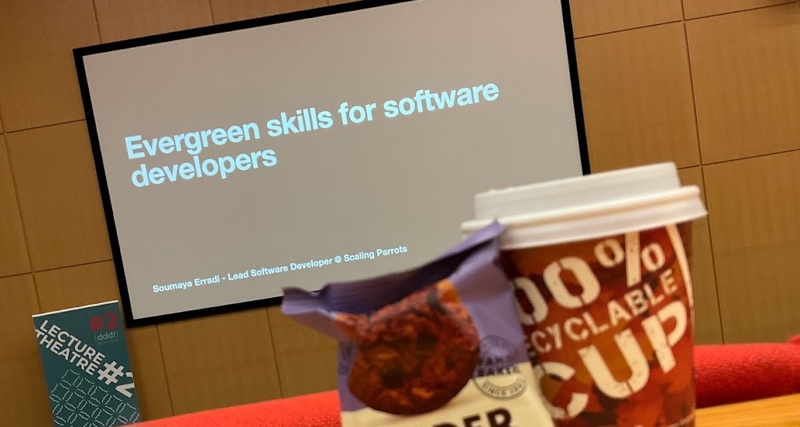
(687, 4, 800, 164)
(0, 278, 40, 355)
(126, 327, 175, 420)
(0, 0, 99, 131)
(677, 167, 723, 344)
(158, 309, 282, 415)
(576, 23, 700, 173)
(35, 262, 174, 420)
(6, 122, 112, 271)
(267, 307, 338, 398)
(35, 262, 121, 309)
(0, 274, 52, 427)
(95, 0, 213, 43)
(684, 0, 797, 20)
(0, 136, 30, 278)
(704, 151, 800, 343)
(569, 0, 683, 37)
(210, 0, 328, 24)
(0, 355, 53, 427)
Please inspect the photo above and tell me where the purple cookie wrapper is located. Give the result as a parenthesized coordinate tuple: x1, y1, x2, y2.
(281, 221, 528, 412)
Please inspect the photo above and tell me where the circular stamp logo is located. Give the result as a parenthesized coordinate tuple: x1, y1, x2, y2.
(472, 335, 528, 399)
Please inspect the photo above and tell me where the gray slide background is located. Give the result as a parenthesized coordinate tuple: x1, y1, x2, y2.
(83, 0, 583, 320)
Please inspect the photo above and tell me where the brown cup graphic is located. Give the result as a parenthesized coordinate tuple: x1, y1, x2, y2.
(462, 163, 707, 427)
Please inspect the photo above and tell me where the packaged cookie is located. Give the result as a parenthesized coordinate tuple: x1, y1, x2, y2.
(282, 222, 555, 427)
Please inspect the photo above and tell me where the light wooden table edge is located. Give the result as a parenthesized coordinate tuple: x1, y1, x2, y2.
(696, 394, 800, 426)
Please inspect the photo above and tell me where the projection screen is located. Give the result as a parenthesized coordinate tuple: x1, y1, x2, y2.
(75, 0, 590, 326)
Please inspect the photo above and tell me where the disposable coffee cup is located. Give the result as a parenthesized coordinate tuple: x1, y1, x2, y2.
(461, 163, 707, 427)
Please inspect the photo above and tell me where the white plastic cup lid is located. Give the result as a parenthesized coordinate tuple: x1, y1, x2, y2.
(460, 162, 708, 249)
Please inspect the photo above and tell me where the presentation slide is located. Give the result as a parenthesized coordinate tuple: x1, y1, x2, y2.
(79, 0, 585, 323)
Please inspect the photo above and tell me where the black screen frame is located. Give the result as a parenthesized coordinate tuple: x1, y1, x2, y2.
(74, 0, 591, 327)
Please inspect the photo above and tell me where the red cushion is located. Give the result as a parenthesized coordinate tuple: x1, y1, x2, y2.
(694, 334, 800, 408)
(130, 335, 800, 425)
(130, 391, 341, 427)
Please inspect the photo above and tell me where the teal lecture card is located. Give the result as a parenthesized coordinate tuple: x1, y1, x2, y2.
(33, 300, 141, 427)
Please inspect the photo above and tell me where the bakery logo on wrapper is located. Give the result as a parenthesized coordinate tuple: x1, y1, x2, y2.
(282, 222, 555, 427)
(473, 335, 528, 400)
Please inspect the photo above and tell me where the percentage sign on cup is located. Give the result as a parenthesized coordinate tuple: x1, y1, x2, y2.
(595, 233, 666, 288)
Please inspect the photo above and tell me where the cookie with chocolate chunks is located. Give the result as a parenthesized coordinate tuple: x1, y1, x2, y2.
(336, 279, 480, 415)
